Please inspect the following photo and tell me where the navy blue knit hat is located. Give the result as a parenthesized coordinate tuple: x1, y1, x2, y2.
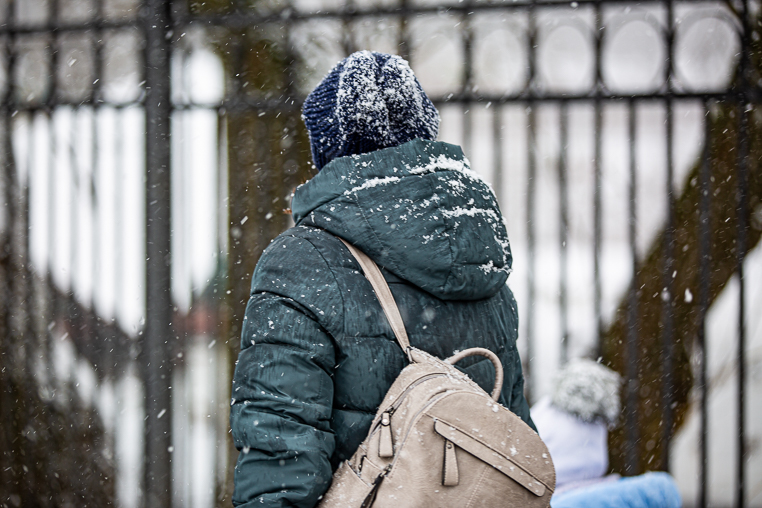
(302, 51, 440, 170)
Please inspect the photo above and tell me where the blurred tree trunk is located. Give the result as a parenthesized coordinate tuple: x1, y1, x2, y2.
(0, 119, 115, 506)
(603, 102, 762, 474)
(189, 7, 315, 503)
(219, 107, 312, 504)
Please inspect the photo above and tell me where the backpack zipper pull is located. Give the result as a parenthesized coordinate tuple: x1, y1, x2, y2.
(378, 411, 394, 458)
(442, 439, 459, 486)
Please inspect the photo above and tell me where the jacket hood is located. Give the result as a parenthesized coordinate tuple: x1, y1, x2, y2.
(292, 138, 512, 300)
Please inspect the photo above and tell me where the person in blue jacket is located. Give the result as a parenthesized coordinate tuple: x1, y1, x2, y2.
(229, 50, 534, 507)
(532, 358, 682, 508)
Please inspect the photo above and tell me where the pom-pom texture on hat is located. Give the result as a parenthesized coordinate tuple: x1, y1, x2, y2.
(302, 51, 440, 170)
(551, 358, 622, 426)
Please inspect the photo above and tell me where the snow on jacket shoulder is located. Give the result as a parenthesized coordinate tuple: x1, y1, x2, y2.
(230, 139, 533, 508)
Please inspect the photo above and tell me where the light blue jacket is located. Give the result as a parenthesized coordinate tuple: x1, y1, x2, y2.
(551, 472, 682, 508)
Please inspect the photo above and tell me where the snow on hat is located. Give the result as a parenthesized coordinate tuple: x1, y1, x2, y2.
(302, 51, 440, 170)
(551, 358, 622, 426)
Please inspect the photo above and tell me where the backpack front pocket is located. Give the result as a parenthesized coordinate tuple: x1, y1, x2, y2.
(318, 460, 377, 508)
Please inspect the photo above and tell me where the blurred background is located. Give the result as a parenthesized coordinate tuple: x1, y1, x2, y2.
(0, 0, 760, 506)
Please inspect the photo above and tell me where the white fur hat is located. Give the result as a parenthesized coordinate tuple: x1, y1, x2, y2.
(551, 358, 622, 426)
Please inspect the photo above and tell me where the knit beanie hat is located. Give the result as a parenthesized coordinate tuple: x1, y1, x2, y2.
(302, 51, 440, 170)
(551, 358, 622, 426)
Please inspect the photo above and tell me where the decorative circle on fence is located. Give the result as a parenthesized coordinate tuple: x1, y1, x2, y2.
(673, 11, 740, 92)
(602, 14, 666, 94)
(16, 36, 51, 105)
(537, 18, 595, 94)
(474, 25, 528, 95)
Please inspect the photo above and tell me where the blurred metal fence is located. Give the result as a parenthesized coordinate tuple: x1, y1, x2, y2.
(0, 0, 759, 506)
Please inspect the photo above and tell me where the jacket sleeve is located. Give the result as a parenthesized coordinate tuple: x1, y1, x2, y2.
(502, 285, 537, 432)
(230, 233, 342, 508)
(507, 352, 536, 432)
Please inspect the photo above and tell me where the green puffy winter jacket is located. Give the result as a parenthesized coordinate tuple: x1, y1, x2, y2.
(230, 138, 534, 507)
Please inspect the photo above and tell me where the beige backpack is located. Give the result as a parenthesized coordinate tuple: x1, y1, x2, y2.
(317, 239, 555, 508)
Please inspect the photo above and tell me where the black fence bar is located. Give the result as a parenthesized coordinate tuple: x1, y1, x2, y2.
(4, 101, 147, 112)
(341, 0, 356, 56)
(0, 112, 14, 507)
(45, 73, 58, 389)
(69, 108, 80, 340)
(68, 112, 83, 368)
(230, 33, 245, 105)
(593, 0, 603, 351)
(6, 91, 755, 115)
(90, 105, 103, 373)
(524, 0, 538, 402)
(0, 0, 728, 37)
(165, 0, 727, 28)
(492, 105, 503, 205)
(423, 92, 745, 105)
(91, 0, 104, 368)
(660, 0, 675, 474)
(2, 0, 15, 238)
(661, 96, 675, 473)
(398, 0, 410, 62)
(0, 14, 18, 502)
(526, 102, 536, 402)
(20, 135, 35, 508)
(625, 99, 639, 475)
(733, 122, 746, 508)
(593, 0, 602, 354)
(48, 0, 60, 376)
(594, 99, 602, 355)
(736, 3, 750, 507)
(463, 107, 472, 165)
(697, 99, 711, 508)
(558, 101, 569, 365)
(283, 0, 298, 109)
(461, 4, 474, 159)
(156, 90, 753, 116)
(0, 19, 138, 36)
(142, 0, 174, 505)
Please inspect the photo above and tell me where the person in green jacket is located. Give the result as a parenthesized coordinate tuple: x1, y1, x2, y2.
(229, 50, 534, 508)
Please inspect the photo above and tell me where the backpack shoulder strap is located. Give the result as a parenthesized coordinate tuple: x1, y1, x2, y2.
(337, 238, 412, 354)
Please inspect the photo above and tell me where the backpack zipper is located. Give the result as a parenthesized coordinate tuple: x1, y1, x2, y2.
(370, 373, 447, 435)
(370, 373, 449, 458)
(388, 373, 448, 415)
